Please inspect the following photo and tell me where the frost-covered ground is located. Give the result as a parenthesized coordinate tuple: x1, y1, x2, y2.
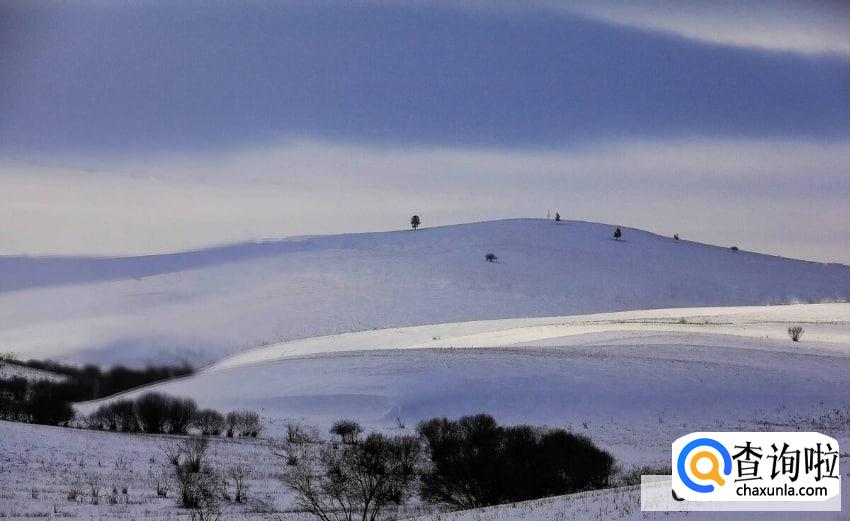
(1, 303, 847, 520)
(0, 219, 846, 366)
(0, 420, 315, 520)
(0, 221, 847, 520)
(0, 360, 66, 382)
(79, 304, 849, 465)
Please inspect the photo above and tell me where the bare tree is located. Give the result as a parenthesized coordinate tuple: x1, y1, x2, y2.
(788, 325, 804, 342)
(278, 433, 421, 521)
(228, 466, 248, 504)
(329, 420, 362, 445)
(171, 437, 223, 521)
(193, 409, 226, 436)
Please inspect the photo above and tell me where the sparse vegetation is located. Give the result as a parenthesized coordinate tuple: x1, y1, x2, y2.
(193, 409, 226, 435)
(329, 419, 363, 444)
(226, 410, 262, 437)
(279, 432, 421, 521)
(788, 325, 804, 341)
(88, 394, 259, 439)
(171, 437, 223, 520)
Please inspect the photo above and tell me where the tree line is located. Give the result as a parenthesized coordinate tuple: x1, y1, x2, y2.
(88, 392, 261, 437)
(0, 358, 192, 425)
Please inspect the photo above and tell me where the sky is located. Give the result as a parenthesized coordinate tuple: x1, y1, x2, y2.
(0, 0, 848, 262)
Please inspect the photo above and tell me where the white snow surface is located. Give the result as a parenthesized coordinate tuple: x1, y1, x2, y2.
(78, 303, 849, 468)
(0, 219, 846, 366)
(0, 360, 67, 383)
(18, 302, 851, 520)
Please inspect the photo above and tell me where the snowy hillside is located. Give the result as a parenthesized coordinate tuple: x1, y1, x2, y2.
(78, 304, 849, 470)
(0, 219, 846, 366)
(0, 360, 67, 383)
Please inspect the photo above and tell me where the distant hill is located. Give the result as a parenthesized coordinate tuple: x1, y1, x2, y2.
(0, 219, 846, 366)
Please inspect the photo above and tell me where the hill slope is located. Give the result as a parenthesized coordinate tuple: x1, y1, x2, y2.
(77, 304, 849, 468)
(0, 219, 846, 365)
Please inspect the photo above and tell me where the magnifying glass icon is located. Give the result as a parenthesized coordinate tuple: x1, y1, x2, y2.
(689, 450, 725, 486)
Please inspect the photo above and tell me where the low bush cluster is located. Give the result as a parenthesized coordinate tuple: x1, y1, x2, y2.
(88, 392, 261, 438)
(417, 414, 615, 508)
(275, 414, 616, 520)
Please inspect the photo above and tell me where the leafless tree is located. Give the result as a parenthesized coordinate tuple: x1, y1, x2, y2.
(278, 433, 421, 521)
(788, 325, 804, 342)
(329, 420, 362, 445)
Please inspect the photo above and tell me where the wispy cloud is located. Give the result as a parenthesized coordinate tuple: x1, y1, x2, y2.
(2, 139, 846, 262)
(541, 0, 849, 55)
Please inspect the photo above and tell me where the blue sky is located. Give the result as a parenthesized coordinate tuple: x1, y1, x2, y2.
(0, 1, 848, 261)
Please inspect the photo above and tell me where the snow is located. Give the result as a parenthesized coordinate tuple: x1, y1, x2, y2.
(0, 360, 67, 383)
(1, 219, 847, 519)
(208, 303, 848, 370)
(0, 219, 846, 366)
(78, 303, 849, 473)
(405, 478, 850, 521)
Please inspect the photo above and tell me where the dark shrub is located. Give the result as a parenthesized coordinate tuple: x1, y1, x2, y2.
(418, 414, 614, 508)
(167, 397, 197, 434)
(788, 325, 804, 341)
(281, 432, 420, 521)
(136, 393, 171, 433)
(330, 419, 363, 444)
(193, 409, 225, 436)
(485, 253, 498, 262)
(112, 400, 139, 432)
(227, 410, 261, 437)
(28, 381, 74, 425)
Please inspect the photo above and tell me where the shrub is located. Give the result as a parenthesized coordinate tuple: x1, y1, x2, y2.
(113, 399, 139, 432)
(167, 397, 198, 434)
(280, 432, 420, 521)
(172, 437, 221, 519)
(330, 419, 363, 444)
(28, 381, 74, 425)
(193, 409, 225, 436)
(485, 253, 498, 262)
(788, 325, 804, 342)
(613, 227, 622, 239)
(730, 246, 739, 252)
(226, 410, 261, 437)
(136, 393, 171, 434)
(417, 414, 614, 508)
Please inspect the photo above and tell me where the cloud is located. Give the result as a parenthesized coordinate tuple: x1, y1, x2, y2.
(544, 0, 849, 55)
(0, 1, 846, 155)
(1, 139, 847, 262)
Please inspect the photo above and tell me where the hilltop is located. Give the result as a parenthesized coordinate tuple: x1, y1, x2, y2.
(0, 219, 846, 365)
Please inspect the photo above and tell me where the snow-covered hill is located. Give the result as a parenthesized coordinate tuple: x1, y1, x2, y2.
(77, 304, 849, 469)
(0, 219, 846, 365)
